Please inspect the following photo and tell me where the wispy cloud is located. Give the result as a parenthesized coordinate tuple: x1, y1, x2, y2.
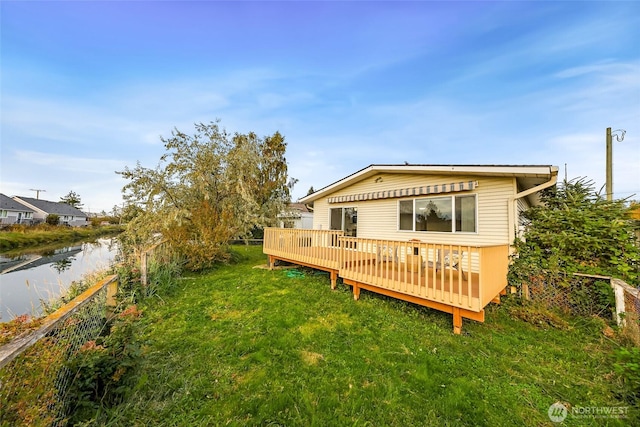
(13, 150, 127, 174)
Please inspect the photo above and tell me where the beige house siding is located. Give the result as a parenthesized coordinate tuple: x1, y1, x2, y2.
(312, 173, 516, 246)
(516, 197, 530, 224)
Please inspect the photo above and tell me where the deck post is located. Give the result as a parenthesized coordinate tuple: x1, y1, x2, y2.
(330, 271, 337, 290)
(268, 255, 275, 270)
(353, 284, 360, 301)
(452, 307, 462, 334)
(106, 277, 118, 318)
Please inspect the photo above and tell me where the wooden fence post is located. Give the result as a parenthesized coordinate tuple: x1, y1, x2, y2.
(106, 277, 118, 318)
(611, 278, 627, 327)
(141, 251, 148, 287)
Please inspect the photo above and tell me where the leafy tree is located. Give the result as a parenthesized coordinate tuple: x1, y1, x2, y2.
(117, 121, 293, 270)
(509, 178, 640, 291)
(60, 191, 83, 208)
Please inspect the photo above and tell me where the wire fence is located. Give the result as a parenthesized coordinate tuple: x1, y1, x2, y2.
(521, 273, 615, 318)
(0, 275, 117, 427)
(520, 272, 640, 341)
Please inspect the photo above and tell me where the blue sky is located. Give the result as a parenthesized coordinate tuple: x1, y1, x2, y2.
(1, 1, 638, 213)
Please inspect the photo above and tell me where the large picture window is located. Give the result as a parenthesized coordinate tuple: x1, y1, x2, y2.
(398, 195, 476, 233)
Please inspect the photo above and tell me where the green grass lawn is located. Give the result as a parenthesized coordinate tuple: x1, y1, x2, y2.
(107, 246, 635, 426)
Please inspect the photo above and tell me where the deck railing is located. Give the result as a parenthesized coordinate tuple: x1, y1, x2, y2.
(339, 237, 508, 312)
(264, 228, 509, 314)
(263, 228, 344, 271)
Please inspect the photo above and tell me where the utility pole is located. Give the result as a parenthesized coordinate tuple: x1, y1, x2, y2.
(606, 128, 612, 201)
(605, 127, 626, 201)
(29, 189, 46, 199)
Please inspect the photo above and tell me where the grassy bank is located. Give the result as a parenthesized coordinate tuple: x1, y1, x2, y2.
(0, 224, 124, 251)
(105, 245, 634, 426)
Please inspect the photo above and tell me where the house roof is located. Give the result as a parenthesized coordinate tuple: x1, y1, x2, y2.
(299, 164, 559, 203)
(0, 193, 35, 212)
(288, 203, 311, 213)
(13, 196, 87, 217)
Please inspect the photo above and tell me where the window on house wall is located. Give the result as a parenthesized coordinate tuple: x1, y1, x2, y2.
(398, 195, 476, 233)
(329, 207, 358, 237)
(0, 210, 7, 218)
(330, 208, 342, 231)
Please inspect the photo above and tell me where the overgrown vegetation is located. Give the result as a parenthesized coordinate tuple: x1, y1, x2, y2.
(55, 253, 183, 425)
(0, 224, 123, 251)
(509, 178, 639, 291)
(508, 177, 640, 407)
(0, 315, 44, 346)
(0, 254, 181, 426)
(62, 305, 144, 424)
(614, 346, 640, 403)
(117, 120, 294, 270)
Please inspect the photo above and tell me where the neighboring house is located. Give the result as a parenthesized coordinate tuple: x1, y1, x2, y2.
(0, 193, 35, 225)
(277, 203, 313, 229)
(12, 196, 88, 226)
(264, 164, 558, 334)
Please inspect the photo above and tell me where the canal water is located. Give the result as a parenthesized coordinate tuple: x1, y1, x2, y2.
(0, 237, 119, 322)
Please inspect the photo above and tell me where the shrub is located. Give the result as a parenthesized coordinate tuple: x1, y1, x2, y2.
(509, 178, 639, 317)
(46, 214, 60, 225)
(62, 305, 143, 424)
(613, 346, 640, 403)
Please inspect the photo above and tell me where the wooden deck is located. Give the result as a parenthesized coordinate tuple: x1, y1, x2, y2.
(263, 228, 509, 334)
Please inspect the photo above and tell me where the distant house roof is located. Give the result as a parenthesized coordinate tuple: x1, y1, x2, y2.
(0, 193, 34, 212)
(288, 203, 311, 213)
(13, 196, 87, 218)
(299, 164, 559, 204)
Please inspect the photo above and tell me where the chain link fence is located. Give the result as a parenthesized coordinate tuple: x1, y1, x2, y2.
(521, 273, 615, 318)
(518, 272, 640, 342)
(0, 275, 117, 427)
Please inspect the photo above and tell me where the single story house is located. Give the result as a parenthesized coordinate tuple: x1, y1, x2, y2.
(264, 164, 558, 333)
(12, 196, 88, 226)
(0, 193, 35, 225)
(277, 203, 314, 229)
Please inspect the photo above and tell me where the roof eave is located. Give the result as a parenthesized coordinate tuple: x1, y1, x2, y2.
(299, 164, 559, 203)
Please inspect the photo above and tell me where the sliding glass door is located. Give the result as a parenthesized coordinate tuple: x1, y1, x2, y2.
(330, 207, 357, 237)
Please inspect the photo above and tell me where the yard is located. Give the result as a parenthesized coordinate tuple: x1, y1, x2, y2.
(106, 245, 634, 426)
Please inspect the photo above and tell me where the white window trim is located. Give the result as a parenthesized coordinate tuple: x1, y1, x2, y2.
(397, 195, 478, 234)
(328, 206, 357, 231)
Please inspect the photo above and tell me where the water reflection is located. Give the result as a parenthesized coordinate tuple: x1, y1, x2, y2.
(0, 237, 120, 322)
(52, 258, 74, 274)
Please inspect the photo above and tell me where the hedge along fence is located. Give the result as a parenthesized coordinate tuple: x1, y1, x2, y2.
(0, 275, 118, 427)
(518, 272, 640, 343)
